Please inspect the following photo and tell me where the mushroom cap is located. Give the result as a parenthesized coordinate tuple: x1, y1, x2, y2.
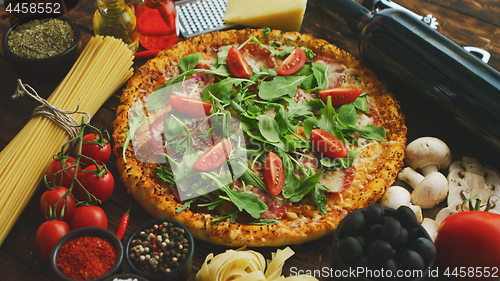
(405, 137, 452, 171)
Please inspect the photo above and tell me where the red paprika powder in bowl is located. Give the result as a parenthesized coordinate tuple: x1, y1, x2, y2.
(50, 227, 123, 281)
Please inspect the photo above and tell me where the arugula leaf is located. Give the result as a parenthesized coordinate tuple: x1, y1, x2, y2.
(258, 76, 309, 100)
(156, 166, 176, 185)
(353, 93, 369, 113)
(179, 53, 202, 73)
(286, 170, 323, 202)
(202, 78, 249, 102)
(310, 184, 328, 214)
(287, 99, 324, 120)
(231, 160, 267, 191)
(272, 104, 289, 135)
(256, 115, 281, 143)
(175, 198, 196, 213)
(307, 62, 329, 92)
(217, 45, 232, 65)
(164, 114, 187, 140)
(338, 103, 357, 126)
(223, 188, 268, 219)
(279, 152, 300, 197)
(354, 124, 386, 141)
(302, 117, 318, 141)
(248, 219, 282, 225)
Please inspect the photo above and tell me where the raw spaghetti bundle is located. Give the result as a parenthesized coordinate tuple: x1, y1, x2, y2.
(0, 35, 134, 246)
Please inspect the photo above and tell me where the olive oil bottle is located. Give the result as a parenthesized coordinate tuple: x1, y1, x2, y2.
(93, 0, 139, 52)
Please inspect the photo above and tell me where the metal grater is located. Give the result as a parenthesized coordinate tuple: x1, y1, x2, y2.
(176, 0, 237, 38)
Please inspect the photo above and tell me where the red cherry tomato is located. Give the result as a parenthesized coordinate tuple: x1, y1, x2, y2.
(46, 156, 79, 188)
(318, 87, 363, 106)
(75, 133, 112, 166)
(227, 46, 253, 78)
(169, 95, 212, 116)
(70, 205, 108, 230)
(76, 164, 115, 202)
(40, 186, 76, 222)
(276, 47, 306, 75)
(264, 152, 285, 195)
(310, 129, 348, 158)
(193, 138, 231, 171)
(35, 220, 71, 260)
(434, 211, 500, 280)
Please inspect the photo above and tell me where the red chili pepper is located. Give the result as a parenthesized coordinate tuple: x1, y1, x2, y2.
(116, 205, 131, 240)
(134, 49, 161, 59)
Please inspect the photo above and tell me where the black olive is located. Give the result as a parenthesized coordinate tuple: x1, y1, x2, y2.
(367, 240, 395, 261)
(354, 256, 376, 271)
(363, 204, 385, 224)
(342, 210, 365, 235)
(412, 237, 436, 265)
(339, 236, 363, 263)
(400, 250, 425, 271)
(396, 227, 409, 247)
(381, 216, 402, 246)
(381, 258, 398, 281)
(396, 205, 419, 228)
(408, 226, 427, 241)
(370, 224, 383, 239)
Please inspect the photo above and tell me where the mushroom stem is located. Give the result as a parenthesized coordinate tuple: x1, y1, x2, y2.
(398, 167, 424, 187)
(421, 165, 439, 176)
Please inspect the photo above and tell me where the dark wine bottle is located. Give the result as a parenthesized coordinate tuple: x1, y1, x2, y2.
(319, 0, 500, 151)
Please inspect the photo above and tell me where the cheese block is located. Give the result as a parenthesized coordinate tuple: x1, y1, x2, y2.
(223, 0, 308, 31)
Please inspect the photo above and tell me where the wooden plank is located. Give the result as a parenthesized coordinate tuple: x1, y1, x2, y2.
(428, 0, 500, 27)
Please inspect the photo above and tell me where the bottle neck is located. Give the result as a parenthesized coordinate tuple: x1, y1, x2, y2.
(96, 0, 127, 15)
(318, 0, 372, 36)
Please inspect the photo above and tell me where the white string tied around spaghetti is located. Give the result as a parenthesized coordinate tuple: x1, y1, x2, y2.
(12, 79, 90, 139)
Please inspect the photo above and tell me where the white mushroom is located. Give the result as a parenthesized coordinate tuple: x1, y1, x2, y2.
(421, 218, 440, 242)
(379, 185, 423, 223)
(398, 167, 449, 209)
(405, 137, 452, 175)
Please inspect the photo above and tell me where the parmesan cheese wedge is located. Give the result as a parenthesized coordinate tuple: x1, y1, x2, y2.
(223, 0, 308, 31)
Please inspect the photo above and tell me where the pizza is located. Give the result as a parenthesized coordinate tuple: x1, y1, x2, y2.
(112, 29, 407, 247)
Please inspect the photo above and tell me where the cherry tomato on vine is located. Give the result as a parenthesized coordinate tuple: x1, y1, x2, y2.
(264, 152, 285, 195)
(227, 46, 253, 78)
(76, 164, 115, 202)
(276, 47, 306, 75)
(434, 211, 500, 280)
(46, 156, 79, 188)
(169, 95, 212, 116)
(310, 129, 348, 158)
(35, 220, 71, 260)
(193, 138, 231, 171)
(318, 87, 363, 106)
(70, 205, 108, 230)
(75, 133, 112, 166)
(40, 186, 76, 222)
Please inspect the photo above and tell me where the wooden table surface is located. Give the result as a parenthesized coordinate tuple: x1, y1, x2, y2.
(1, 0, 499, 280)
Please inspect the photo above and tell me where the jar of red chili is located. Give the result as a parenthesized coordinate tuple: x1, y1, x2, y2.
(50, 227, 123, 281)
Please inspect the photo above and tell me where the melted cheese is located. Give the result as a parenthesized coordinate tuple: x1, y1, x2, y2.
(223, 0, 308, 31)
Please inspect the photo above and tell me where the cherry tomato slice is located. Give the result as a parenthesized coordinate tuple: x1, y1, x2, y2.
(193, 138, 231, 171)
(169, 95, 212, 116)
(264, 152, 285, 195)
(310, 129, 348, 158)
(227, 46, 253, 78)
(276, 47, 306, 75)
(318, 87, 363, 106)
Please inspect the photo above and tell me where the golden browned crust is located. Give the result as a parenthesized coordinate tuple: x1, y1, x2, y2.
(112, 29, 407, 247)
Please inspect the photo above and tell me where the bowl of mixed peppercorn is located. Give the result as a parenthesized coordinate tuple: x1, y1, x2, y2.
(50, 227, 124, 281)
(125, 219, 194, 281)
(1, 13, 82, 84)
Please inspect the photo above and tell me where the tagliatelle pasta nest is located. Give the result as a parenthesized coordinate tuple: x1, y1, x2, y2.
(196, 247, 318, 281)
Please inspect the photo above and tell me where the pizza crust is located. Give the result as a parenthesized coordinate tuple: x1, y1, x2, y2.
(113, 29, 407, 247)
